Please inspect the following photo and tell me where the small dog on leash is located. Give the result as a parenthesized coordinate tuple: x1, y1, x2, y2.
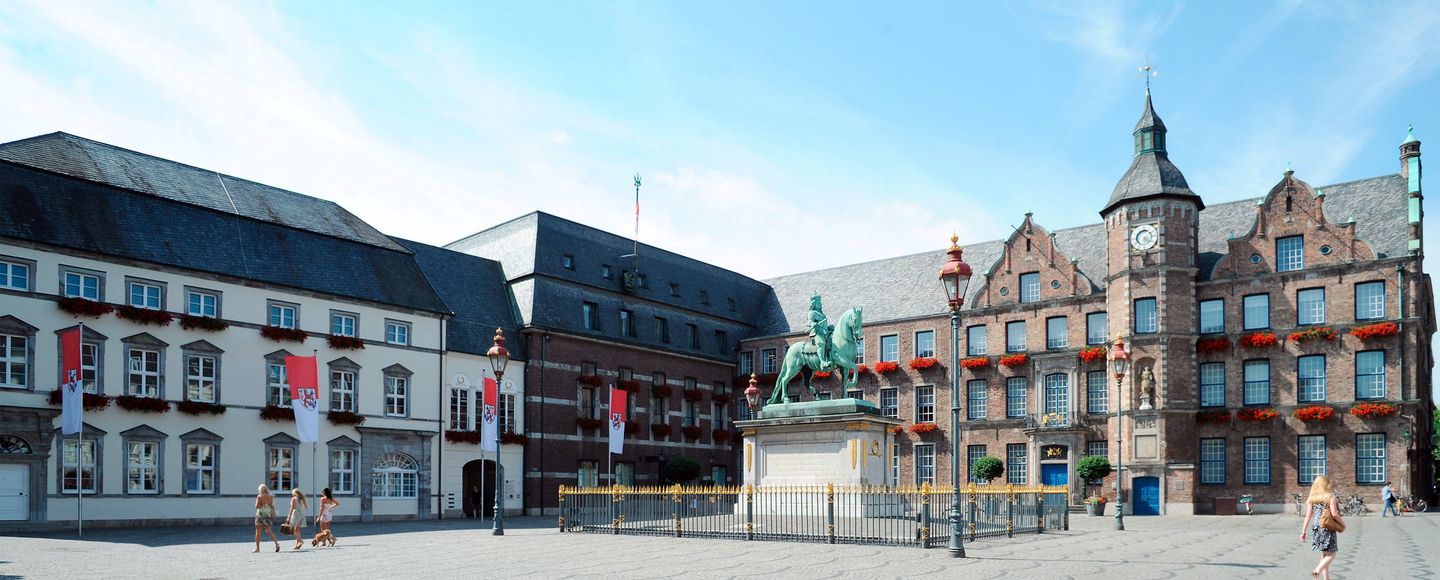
(311, 529, 336, 547)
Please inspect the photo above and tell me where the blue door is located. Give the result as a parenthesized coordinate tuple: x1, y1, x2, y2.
(1041, 464, 1068, 486)
(1133, 477, 1161, 515)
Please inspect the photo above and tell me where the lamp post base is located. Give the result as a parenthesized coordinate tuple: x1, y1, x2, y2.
(948, 510, 965, 557)
(1114, 503, 1125, 530)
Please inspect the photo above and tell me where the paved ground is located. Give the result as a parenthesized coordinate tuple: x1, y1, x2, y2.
(2, 511, 1437, 579)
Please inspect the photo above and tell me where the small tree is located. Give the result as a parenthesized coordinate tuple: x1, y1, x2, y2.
(664, 457, 702, 484)
(972, 456, 1004, 484)
(1076, 455, 1113, 498)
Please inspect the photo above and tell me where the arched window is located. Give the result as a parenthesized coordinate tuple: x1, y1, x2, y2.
(372, 453, 418, 499)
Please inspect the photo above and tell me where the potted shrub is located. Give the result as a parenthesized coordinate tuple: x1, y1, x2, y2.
(1077, 455, 1113, 516)
(972, 456, 1004, 485)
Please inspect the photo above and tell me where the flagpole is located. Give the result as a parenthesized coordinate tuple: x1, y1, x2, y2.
(77, 320, 85, 538)
(311, 349, 319, 524)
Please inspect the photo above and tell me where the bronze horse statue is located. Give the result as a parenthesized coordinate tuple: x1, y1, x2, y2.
(766, 306, 863, 405)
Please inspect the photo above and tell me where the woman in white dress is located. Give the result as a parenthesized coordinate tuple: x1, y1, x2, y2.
(286, 489, 309, 550)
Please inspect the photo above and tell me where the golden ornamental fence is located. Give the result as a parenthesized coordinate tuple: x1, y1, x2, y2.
(558, 483, 1069, 548)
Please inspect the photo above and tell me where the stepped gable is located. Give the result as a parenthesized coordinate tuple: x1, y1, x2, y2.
(972, 213, 1096, 309)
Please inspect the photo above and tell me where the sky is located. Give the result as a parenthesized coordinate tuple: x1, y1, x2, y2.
(0, 0, 1437, 281)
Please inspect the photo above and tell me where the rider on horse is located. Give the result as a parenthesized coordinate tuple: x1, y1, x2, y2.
(807, 294, 833, 371)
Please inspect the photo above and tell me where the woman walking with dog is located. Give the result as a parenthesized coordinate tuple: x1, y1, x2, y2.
(284, 489, 309, 550)
(312, 487, 340, 547)
(253, 485, 281, 553)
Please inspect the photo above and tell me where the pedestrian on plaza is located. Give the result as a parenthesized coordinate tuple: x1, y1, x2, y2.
(253, 484, 281, 553)
(313, 487, 340, 546)
(1301, 475, 1344, 580)
(470, 485, 482, 519)
(286, 489, 309, 550)
(1381, 481, 1398, 517)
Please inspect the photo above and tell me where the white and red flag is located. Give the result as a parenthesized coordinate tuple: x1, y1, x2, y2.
(480, 376, 499, 452)
(59, 327, 83, 435)
(284, 355, 320, 442)
(608, 386, 628, 455)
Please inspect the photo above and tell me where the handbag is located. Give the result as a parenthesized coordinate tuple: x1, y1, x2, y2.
(1320, 504, 1344, 533)
(280, 523, 293, 535)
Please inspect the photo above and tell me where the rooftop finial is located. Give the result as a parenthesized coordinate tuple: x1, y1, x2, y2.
(949, 233, 960, 250)
(1286, 161, 1293, 174)
(1139, 59, 1157, 94)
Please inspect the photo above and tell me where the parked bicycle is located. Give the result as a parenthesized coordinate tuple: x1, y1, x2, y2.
(1399, 494, 1429, 513)
(1341, 492, 1369, 517)
(1238, 494, 1254, 515)
(1293, 493, 1305, 517)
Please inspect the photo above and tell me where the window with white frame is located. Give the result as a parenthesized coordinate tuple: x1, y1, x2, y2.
(1043, 373, 1068, 415)
(1019, 272, 1040, 303)
(1006, 377, 1027, 418)
(580, 386, 598, 420)
(1045, 317, 1068, 349)
(331, 312, 357, 337)
(385, 375, 408, 417)
(267, 445, 295, 491)
(269, 302, 297, 329)
(61, 438, 96, 493)
(854, 335, 864, 364)
(1244, 437, 1270, 485)
(761, 349, 777, 374)
(968, 445, 987, 483)
(1086, 371, 1107, 414)
(879, 388, 898, 419)
(914, 330, 935, 358)
(330, 370, 356, 412)
(619, 309, 635, 338)
(1199, 363, 1225, 408)
(186, 289, 219, 318)
(267, 362, 290, 406)
(1297, 355, 1326, 403)
(80, 342, 100, 394)
(1006, 443, 1027, 484)
(126, 349, 161, 398)
(687, 324, 700, 349)
(1297, 288, 1326, 325)
(1355, 350, 1386, 400)
(330, 448, 355, 494)
(582, 302, 598, 331)
(62, 270, 100, 300)
(1243, 294, 1270, 330)
(185, 443, 216, 494)
(967, 380, 987, 420)
(185, 354, 217, 403)
(1086, 312, 1107, 345)
(1199, 299, 1224, 334)
(128, 280, 162, 310)
(1199, 438, 1225, 484)
(126, 441, 160, 494)
(0, 259, 30, 291)
(1133, 298, 1157, 334)
(915, 444, 935, 485)
(967, 325, 987, 355)
(617, 463, 635, 486)
(879, 335, 898, 362)
(1355, 433, 1386, 484)
(1005, 321, 1026, 353)
(655, 316, 669, 343)
(915, 385, 935, 423)
(1297, 435, 1326, 484)
(684, 397, 699, 427)
(1276, 235, 1304, 272)
(499, 392, 518, 433)
(1355, 281, 1386, 321)
(738, 352, 753, 376)
(891, 443, 900, 485)
(578, 461, 599, 487)
(1, 333, 28, 388)
(385, 320, 411, 345)
(1243, 360, 1270, 405)
(372, 453, 418, 498)
(845, 389, 863, 400)
(815, 391, 832, 401)
(449, 387, 470, 430)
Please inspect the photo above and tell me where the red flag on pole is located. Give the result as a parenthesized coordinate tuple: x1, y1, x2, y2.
(481, 377, 499, 452)
(284, 356, 320, 442)
(60, 327, 83, 435)
(608, 387, 628, 455)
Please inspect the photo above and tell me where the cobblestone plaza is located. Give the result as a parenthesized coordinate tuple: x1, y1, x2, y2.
(4, 513, 1437, 578)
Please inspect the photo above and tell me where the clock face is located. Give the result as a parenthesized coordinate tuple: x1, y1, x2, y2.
(1130, 224, 1159, 250)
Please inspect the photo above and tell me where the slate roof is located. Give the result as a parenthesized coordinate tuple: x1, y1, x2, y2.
(757, 174, 1409, 336)
(1103, 95, 1202, 216)
(0, 158, 451, 315)
(394, 238, 525, 358)
(1133, 92, 1166, 133)
(0, 132, 407, 252)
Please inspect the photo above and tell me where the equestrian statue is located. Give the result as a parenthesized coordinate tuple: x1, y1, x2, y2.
(765, 294, 864, 405)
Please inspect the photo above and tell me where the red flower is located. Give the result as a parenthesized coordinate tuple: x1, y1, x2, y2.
(873, 362, 900, 374)
(47, 389, 111, 411)
(1349, 322, 1399, 340)
(114, 395, 171, 413)
(176, 400, 227, 416)
(1349, 402, 1397, 419)
(908, 357, 940, 371)
(444, 430, 481, 444)
(909, 422, 940, 434)
(616, 380, 642, 392)
(114, 305, 173, 326)
(712, 392, 733, 404)
(325, 410, 365, 425)
(576, 417, 605, 430)
(260, 404, 295, 422)
(500, 432, 529, 445)
(712, 429, 733, 442)
(889, 424, 905, 434)
(650, 424, 673, 438)
(56, 297, 114, 318)
(683, 390, 706, 402)
(1239, 332, 1279, 348)
(681, 425, 704, 440)
(812, 370, 833, 379)
(1195, 337, 1232, 354)
(1078, 347, 1107, 364)
(999, 354, 1029, 368)
(1294, 405, 1336, 421)
(1196, 410, 1232, 424)
(179, 315, 229, 332)
(1288, 327, 1336, 343)
(959, 357, 991, 370)
(326, 335, 365, 350)
(1236, 408, 1278, 422)
(577, 375, 604, 387)
(652, 384, 674, 398)
(260, 326, 308, 343)
(855, 364, 870, 375)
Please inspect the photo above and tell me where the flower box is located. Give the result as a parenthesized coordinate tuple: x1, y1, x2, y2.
(176, 400, 227, 416)
(999, 354, 1029, 368)
(908, 357, 940, 371)
(682, 390, 705, 402)
(47, 389, 112, 411)
(812, 370, 833, 379)
(1349, 402, 1397, 419)
(712, 392, 733, 405)
(681, 425, 704, 440)
(179, 314, 229, 332)
(1294, 405, 1335, 421)
(1350, 322, 1399, 340)
(960, 357, 991, 370)
(1236, 408, 1278, 422)
(625, 420, 641, 435)
(445, 430, 481, 445)
(260, 326, 308, 343)
(114, 305, 173, 326)
(500, 432, 529, 445)
(1078, 347, 1107, 364)
(326, 410, 365, 426)
(855, 364, 870, 375)
(1288, 327, 1336, 343)
(577, 374, 604, 387)
(57, 297, 113, 318)
(909, 422, 940, 434)
(872, 362, 900, 374)
(576, 417, 605, 430)
(1239, 332, 1279, 348)
(1195, 337, 1231, 354)
(260, 404, 295, 422)
(652, 384, 674, 398)
(115, 395, 171, 413)
(1195, 410, 1231, 424)
(616, 380, 642, 392)
(712, 429, 732, 443)
(889, 424, 905, 434)
(326, 335, 365, 350)
(650, 424, 673, 438)
(1085, 496, 1107, 505)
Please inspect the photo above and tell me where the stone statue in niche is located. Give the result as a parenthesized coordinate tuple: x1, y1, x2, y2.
(1139, 368, 1156, 410)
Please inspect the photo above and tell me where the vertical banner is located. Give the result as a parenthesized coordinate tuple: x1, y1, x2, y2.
(59, 327, 83, 435)
(285, 355, 320, 442)
(480, 377, 498, 452)
(608, 387, 628, 455)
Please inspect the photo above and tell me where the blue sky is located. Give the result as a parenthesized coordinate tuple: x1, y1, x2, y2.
(0, 0, 1436, 278)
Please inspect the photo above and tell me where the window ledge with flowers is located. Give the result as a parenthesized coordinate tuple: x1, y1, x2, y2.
(1236, 408, 1278, 422)
(999, 354, 1029, 368)
(260, 326, 308, 343)
(576, 417, 605, 430)
(1195, 337, 1231, 354)
(326, 335, 365, 350)
(57, 297, 114, 318)
(624, 420, 641, 436)
(577, 374, 604, 387)
(682, 389, 706, 402)
(1239, 332, 1279, 349)
(47, 389, 112, 411)
(681, 425, 704, 440)
(1294, 405, 1335, 421)
(115, 305, 174, 326)
(616, 379, 642, 392)
(908, 357, 940, 371)
(855, 364, 870, 375)
(650, 424, 673, 438)
(652, 384, 674, 398)
(909, 422, 940, 435)
(115, 395, 171, 413)
(176, 400, 227, 416)
(500, 432, 529, 445)
(1288, 327, 1336, 344)
(959, 357, 990, 370)
(1349, 402, 1397, 419)
(1195, 409, 1231, 424)
(1349, 321, 1399, 340)
(712, 429, 733, 443)
(444, 430, 482, 445)
(889, 424, 906, 435)
(179, 314, 229, 332)
(1078, 347, 1107, 364)
(326, 410, 365, 426)
(260, 404, 295, 422)
(872, 361, 900, 374)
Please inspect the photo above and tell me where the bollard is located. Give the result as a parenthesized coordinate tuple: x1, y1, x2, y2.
(1036, 492, 1045, 534)
(967, 487, 978, 541)
(1063, 492, 1070, 531)
(826, 483, 836, 544)
(920, 483, 932, 548)
(557, 485, 567, 532)
(1006, 485, 1015, 538)
(745, 484, 755, 541)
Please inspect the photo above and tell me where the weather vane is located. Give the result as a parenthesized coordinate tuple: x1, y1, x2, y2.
(1139, 59, 1158, 93)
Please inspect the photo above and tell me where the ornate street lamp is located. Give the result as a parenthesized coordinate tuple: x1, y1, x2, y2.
(1108, 336, 1130, 531)
(487, 328, 511, 536)
(744, 373, 762, 418)
(937, 234, 972, 558)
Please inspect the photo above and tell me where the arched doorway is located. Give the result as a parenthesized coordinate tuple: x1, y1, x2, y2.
(462, 459, 499, 519)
